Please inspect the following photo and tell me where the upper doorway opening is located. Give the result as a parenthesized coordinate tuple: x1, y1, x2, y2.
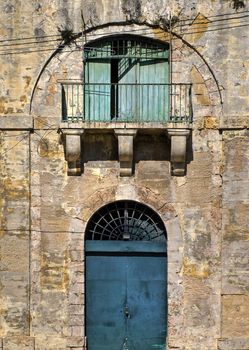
(84, 35, 169, 122)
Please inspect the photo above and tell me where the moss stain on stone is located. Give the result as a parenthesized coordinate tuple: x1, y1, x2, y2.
(203, 116, 219, 129)
(0, 96, 7, 114)
(40, 251, 69, 291)
(183, 257, 211, 279)
(23, 76, 32, 91)
(3, 178, 29, 200)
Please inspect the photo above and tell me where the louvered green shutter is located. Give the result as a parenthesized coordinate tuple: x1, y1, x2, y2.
(84, 44, 111, 122)
(138, 48, 169, 122)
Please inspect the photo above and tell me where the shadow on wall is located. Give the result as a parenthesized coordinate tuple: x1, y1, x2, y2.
(81, 132, 193, 167)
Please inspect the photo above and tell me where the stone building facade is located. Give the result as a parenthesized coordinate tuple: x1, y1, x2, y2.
(0, 0, 249, 349)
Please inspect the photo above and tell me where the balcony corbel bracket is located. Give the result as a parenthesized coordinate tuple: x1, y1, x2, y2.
(114, 129, 137, 177)
(167, 129, 190, 176)
(60, 129, 84, 176)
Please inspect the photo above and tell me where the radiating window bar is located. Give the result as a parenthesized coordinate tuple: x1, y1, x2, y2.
(85, 200, 166, 241)
(84, 39, 168, 60)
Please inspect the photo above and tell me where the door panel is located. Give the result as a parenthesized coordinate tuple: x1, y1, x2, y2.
(86, 255, 127, 350)
(127, 256, 167, 350)
(86, 241, 167, 350)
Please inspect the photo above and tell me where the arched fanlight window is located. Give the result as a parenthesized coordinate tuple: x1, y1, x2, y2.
(84, 35, 169, 60)
(85, 200, 166, 241)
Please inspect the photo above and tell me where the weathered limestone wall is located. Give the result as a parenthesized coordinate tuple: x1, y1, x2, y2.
(0, 0, 249, 349)
(0, 131, 30, 338)
(219, 130, 249, 350)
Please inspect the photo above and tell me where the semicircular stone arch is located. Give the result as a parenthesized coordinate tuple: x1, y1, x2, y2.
(31, 21, 222, 126)
(85, 200, 167, 241)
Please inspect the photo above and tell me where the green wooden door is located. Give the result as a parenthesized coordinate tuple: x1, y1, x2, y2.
(117, 57, 138, 121)
(138, 50, 169, 122)
(84, 43, 111, 121)
(86, 241, 167, 350)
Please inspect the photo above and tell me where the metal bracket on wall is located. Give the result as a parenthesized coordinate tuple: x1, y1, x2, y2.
(167, 128, 190, 176)
(114, 129, 137, 177)
(60, 128, 84, 176)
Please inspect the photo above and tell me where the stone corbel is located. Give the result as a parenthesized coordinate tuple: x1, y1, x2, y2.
(61, 129, 84, 176)
(114, 129, 137, 177)
(167, 129, 190, 176)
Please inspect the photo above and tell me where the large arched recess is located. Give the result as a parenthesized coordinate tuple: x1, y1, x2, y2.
(84, 200, 167, 350)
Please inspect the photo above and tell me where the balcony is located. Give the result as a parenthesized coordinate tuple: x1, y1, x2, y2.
(59, 81, 192, 177)
(60, 82, 192, 126)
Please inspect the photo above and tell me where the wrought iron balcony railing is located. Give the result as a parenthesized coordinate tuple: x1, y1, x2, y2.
(61, 82, 192, 124)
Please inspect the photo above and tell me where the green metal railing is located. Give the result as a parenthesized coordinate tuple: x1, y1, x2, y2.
(61, 82, 192, 123)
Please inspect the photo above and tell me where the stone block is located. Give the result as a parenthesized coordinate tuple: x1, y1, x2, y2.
(184, 276, 220, 327)
(222, 275, 249, 295)
(218, 338, 249, 350)
(166, 217, 183, 267)
(4, 206, 29, 231)
(173, 177, 212, 205)
(35, 336, 67, 350)
(223, 180, 249, 203)
(69, 315, 84, 327)
(222, 240, 249, 293)
(32, 291, 69, 336)
(0, 234, 29, 273)
(70, 326, 83, 337)
(68, 291, 84, 305)
(187, 152, 212, 178)
(0, 116, 33, 130)
(221, 115, 249, 129)
(3, 337, 34, 350)
(222, 295, 249, 338)
(182, 206, 221, 261)
(136, 160, 170, 179)
(222, 203, 249, 294)
(66, 336, 84, 347)
(69, 305, 84, 317)
(223, 135, 249, 182)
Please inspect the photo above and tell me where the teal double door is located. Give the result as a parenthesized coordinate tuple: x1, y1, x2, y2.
(85, 241, 167, 350)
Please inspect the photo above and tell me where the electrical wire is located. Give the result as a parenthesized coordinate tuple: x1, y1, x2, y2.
(0, 8, 248, 44)
(174, 11, 249, 27)
(176, 8, 249, 22)
(0, 20, 247, 54)
(0, 33, 62, 43)
(174, 13, 249, 28)
(0, 133, 29, 156)
(179, 21, 249, 36)
(1, 18, 249, 56)
(0, 132, 29, 137)
(0, 37, 63, 48)
(0, 9, 248, 51)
